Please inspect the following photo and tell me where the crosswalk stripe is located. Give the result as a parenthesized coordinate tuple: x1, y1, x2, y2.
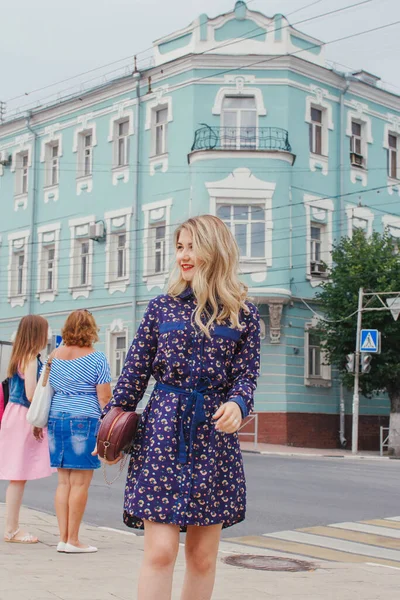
(327, 522, 400, 539)
(226, 536, 400, 568)
(384, 517, 400, 523)
(299, 526, 400, 549)
(263, 530, 400, 561)
(363, 519, 400, 530)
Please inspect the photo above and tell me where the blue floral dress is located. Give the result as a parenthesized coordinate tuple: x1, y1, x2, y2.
(105, 288, 260, 531)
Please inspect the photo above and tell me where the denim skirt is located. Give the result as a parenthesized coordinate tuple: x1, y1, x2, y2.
(48, 412, 101, 470)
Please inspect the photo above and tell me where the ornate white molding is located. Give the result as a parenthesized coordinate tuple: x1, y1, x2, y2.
(212, 79, 267, 116)
(345, 205, 374, 238)
(206, 168, 275, 270)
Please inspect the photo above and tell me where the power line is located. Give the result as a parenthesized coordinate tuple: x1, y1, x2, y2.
(3, 0, 379, 118)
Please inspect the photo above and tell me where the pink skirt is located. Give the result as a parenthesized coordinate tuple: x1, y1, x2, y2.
(0, 402, 55, 480)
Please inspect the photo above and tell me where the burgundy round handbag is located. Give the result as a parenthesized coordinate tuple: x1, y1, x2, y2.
(97, 407, 139, 462)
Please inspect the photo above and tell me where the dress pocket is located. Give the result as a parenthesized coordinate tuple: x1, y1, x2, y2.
(159, 321, 186, 334)
(213, 325, 241, 342)
(70, 418, 91, 441)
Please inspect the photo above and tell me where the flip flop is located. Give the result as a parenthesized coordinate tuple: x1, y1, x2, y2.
(4, 528, 39, 544)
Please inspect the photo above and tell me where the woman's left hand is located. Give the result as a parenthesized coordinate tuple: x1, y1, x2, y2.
(213, 402, 242, 434)
(32, 427, 44, 441)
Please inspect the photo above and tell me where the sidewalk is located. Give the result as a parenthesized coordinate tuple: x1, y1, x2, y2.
(1, 504, 399, 600)
(240, 441, 385, 459)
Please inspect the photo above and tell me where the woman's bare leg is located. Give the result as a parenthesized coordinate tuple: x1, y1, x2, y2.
(54, 469, 71, 543)
(181, 524, 222, 600)
(138, 520, 180, 600)
(67, 469, 93, 547)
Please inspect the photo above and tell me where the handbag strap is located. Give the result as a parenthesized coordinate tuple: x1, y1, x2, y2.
(42, 350, 57, 387)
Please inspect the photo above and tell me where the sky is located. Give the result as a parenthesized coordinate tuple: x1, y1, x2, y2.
(1, 0, 400, 119)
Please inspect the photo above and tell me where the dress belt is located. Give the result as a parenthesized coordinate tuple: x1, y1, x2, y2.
(155, 381, 211, 465)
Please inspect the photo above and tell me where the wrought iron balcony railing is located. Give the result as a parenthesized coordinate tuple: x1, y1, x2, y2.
(191, 125, 292, 153)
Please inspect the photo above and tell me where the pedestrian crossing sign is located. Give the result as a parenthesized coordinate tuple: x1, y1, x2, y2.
(360, 329, 380, 353)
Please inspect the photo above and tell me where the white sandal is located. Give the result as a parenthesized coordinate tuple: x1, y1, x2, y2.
(4, 528, 39, 544)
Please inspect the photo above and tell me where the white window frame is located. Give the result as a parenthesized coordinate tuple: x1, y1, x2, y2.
(7, 230, 30, 308)
(148, 223, 167, 275)
(382, 215, 400, 249)
(37, 223, 61, 304)
(346, 106, 372, 186)
(73, 116, 97, 194)
(309, 107, 323, 156)
(79, 131, 93, 177)
(388, 134, 398, 180)
(40, 128, 62, 203)
(142, 199, 172, 290)
(154, 107, 168, 156)
(108, 104, 134, 184)
(68, 215, 95, 299)
(11, 139, 32, 210)
(350, 120, 366, 169)
(345, 205, 374, 238)
(206, 168, 275, 275)
(14, 151, 29, 197)
(303, 195, 334, 287)
(44, 142, 60, 187)
(216, 203, 266, 261)
(305, 90, 334, 176)
(106, 319, 129, 382)
(104, 208, 133, 294)
(304, 320, 331, 387)
(116, 119, 130, 167)
(221, 95, 258, 150)
(383, 123, 400, 191)
(145, 94, 173, 175)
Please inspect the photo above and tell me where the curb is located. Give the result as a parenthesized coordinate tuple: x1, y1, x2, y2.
(241, 449, 387, 460)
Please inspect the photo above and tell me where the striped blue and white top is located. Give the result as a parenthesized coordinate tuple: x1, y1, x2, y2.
(49, 352, 111, 418)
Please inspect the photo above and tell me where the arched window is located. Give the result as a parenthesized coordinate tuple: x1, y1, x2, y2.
(221, 96, 257, 149)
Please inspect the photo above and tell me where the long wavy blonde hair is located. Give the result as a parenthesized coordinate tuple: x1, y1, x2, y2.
(168, 215, 249, 337)
(8, 315, 49, 377)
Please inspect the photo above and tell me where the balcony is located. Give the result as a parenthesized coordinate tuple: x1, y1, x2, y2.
(189, 125, 295, 165)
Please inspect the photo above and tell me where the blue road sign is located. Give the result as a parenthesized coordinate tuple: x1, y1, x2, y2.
(54, 335, 63, 348)
(360, 329, 380, 353)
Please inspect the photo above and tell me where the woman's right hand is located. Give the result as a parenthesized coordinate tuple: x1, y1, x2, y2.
(92, 446, 124, 465)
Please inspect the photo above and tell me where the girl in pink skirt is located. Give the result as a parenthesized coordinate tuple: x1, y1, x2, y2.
(0, 315, 54, 544)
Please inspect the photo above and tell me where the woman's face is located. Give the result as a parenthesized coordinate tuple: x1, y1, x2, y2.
(176, 229, 200, 283)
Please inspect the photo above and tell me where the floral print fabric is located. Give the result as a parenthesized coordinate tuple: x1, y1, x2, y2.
(104, 288, 260, 531)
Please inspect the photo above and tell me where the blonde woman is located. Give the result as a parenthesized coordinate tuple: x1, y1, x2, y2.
(0, 315, 54, 544)
(101, 215, 260, 600)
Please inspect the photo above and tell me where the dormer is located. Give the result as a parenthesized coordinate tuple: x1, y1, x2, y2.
(152, 1, 326, 68)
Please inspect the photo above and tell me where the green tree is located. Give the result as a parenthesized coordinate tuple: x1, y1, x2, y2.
(316, 229, 400, 456)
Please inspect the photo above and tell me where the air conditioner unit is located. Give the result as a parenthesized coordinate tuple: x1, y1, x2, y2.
(350, 152, 364, 167)
(0, 155, 11, 167)
(89, 221, 105, 242)
(310, 261, 327, 276)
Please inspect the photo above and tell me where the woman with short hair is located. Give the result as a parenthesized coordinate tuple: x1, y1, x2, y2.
(0, 315, 54, 544)
(39, 309, 112, 554)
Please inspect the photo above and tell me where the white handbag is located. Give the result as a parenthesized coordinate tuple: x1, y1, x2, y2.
(26, 353, 55, 428)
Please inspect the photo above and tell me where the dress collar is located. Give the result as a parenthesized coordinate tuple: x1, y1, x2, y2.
(178, 287, 194, 300)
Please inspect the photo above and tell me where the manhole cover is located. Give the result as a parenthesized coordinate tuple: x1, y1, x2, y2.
(222, 554, 315, 572)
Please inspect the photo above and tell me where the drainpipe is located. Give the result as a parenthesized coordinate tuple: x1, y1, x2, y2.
(131, 66, 141, 335)
(25, 111, 38, 315)
(339, 76, 350, 239)
(338, 77, 350, 448)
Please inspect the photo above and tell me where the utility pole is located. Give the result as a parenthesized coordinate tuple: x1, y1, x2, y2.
(352, 287, 364, 454)
(351, 289, 400, 454)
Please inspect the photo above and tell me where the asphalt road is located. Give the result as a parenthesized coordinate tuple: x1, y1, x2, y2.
(1, 454, 400, 538)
